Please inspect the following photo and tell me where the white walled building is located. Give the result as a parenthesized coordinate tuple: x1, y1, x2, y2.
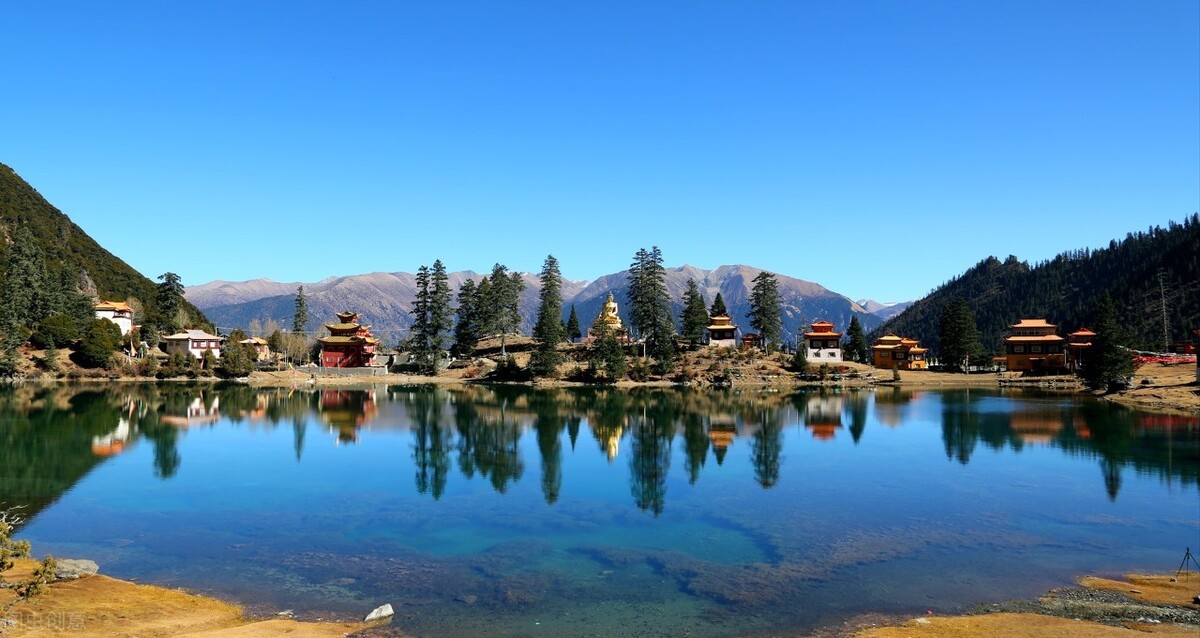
(163, 330, 222, 359)
(94, 300, 135, 335)
(803, 321, 843, 361)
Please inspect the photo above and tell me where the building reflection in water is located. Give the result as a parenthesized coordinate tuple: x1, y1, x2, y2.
(2, 384, 1196, 516)
(318, 389, 379, 444)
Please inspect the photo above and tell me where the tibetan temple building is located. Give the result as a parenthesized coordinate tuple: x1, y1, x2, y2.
(1001, 318, 1066, 373)
(318, 311, 381, 368)
(871, 334, 928, 370)
(1065, 328, 1095, 371)
(706, 315, 738, 348)
(803, 320, 843, 361)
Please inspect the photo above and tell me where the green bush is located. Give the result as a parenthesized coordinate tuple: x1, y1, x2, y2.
(78, 319, 122, 368)
(31, 314, 80, 348)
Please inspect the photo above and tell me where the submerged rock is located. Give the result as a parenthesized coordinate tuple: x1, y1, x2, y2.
(54, 559, 100, 580)
(365, 603, 395, 622)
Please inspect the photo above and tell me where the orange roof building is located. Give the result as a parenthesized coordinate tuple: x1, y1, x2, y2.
(707, 314, 738, 348)
(94, 300, 134, 335)
(1001, 318, 1066, 373)
(871, 334, 929, 370)
(1065, 328, 1095, 371)
(803, 321, 843, 361)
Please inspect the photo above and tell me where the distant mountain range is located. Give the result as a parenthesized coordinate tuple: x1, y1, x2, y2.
(188, 265, 886, 346)
(857, 299, 915, 321)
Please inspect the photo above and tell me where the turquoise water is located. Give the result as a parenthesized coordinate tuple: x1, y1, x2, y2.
(1, 384, 1197, 637)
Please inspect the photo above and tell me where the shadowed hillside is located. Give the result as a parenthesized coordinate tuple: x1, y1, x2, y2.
(872, 215, 1200, 355)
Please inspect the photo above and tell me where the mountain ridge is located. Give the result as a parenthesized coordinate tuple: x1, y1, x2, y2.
(189, 264, 881, 346)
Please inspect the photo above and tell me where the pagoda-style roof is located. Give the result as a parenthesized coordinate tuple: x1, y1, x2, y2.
(240, 337, 269, 345)
(95, 300, 133, 312)
(336, 311, 361, 323)
(1005, 334, 1066, 343)
(1069, 328, 1097, 338)
(707, 314, 737, 330)
(1011, 318, 1057, 329)
(325, 322, 365, 332)
(808, 320, 836, 332)
(318, 335, 380, 345)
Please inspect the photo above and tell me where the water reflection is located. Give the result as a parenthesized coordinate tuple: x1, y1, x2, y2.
(1, 384, 1196, 521)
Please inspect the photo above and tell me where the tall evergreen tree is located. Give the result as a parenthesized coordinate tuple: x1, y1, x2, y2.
(155, 272, 185, 333)
(565, 305, 582, 343)
(451, 279, 480, 358)
(0, 227, 52, 331)
(709, 292, 728, 317)
(410, 265, 432, 371)
(530, 255, 565, 377)
(409, 261, 453, 375)
(748, 271, 782, 351)
(627, 246, 675, 374)
(1081, 293, 1135, 392)
(844, 316, 870, 363)
(938, 297, 983, 371)
(482, 264, 524, 355)
(680, 278, 709, 342)
(292, 286, 309, 334)
(429, 260, 453, 368)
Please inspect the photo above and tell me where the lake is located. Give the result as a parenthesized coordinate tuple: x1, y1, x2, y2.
(1, 383, 1197, 637)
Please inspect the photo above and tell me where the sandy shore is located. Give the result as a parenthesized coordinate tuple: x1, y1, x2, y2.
(3, 559, 1197, 637)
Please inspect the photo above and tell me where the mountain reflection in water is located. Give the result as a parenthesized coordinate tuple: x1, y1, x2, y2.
(0, 383, 1196, 638)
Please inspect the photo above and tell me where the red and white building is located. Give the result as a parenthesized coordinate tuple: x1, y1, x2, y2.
(803, 321, 843, 361)
(94, 300, 135, 335)
(163, 330, 222, 359)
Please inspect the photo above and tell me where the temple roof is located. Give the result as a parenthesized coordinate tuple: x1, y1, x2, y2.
(336, 311, 361, 322)
(325, 322, 364, 332)
(318, 335, 380, 345)
(1005, 335, 1066, 343)
(707, 315, 736, 330)
(95, 300, 133, 312)
(240, 337, 269, 345)
(1069, 328, 1097, 337)
(1011, 318, 1057, 329)
(804, 330, 843, 338)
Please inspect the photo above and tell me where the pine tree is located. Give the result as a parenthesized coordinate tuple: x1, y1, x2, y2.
(155, 272, 185, 333)
(709, 292, 728, 317)
(938, 297, 982, 371)
(565, 305, 582, 343)
(845, 316, 869, 363)
(481, 264, 524, 355)
(791, 345, 809, 373)
(592, 325, 627, 381)
(627, 247, 676, 374)
(429, 260, 453, 370)
(451, 279, 480, 358)
(749, 271, 782, 351)
(218, 341, 254, 378)
(0, 227, 51, 332)
(530, 255, 565, 377)
(293, 286, 309, 334)
(1081, 293, 1135, 392)
(680, 279, 709, 343)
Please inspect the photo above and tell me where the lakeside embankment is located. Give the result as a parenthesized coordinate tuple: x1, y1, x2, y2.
(3, 558, 1197, 637)
(244, 358, 1198, 415)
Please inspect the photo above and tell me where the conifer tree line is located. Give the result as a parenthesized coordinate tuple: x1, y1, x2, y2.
(875, 214, 1199, 355)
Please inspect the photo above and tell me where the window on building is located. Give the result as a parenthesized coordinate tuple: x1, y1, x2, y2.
(1031, 345, 1042, 353)
(1013, 345, 1025, 353)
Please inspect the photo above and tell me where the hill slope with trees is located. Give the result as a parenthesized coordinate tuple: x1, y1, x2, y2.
(0, 162, 208, 328)
(872, 215, 1200, 357)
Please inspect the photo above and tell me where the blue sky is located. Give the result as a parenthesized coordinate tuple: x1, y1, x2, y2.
(2, 2, 1196, 302)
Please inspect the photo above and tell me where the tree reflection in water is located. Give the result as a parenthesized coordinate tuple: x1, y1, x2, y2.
(0, 383, 1195, 516)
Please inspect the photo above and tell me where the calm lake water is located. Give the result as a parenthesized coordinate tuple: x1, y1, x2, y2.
(2, 383, 1197, 637)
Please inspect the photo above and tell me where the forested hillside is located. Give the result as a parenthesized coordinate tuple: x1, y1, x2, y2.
(0, 162, 208, 327)
(873, 215, 1200, 356)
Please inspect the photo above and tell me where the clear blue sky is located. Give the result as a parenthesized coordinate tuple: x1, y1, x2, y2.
(2, 2, 1197, 302)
